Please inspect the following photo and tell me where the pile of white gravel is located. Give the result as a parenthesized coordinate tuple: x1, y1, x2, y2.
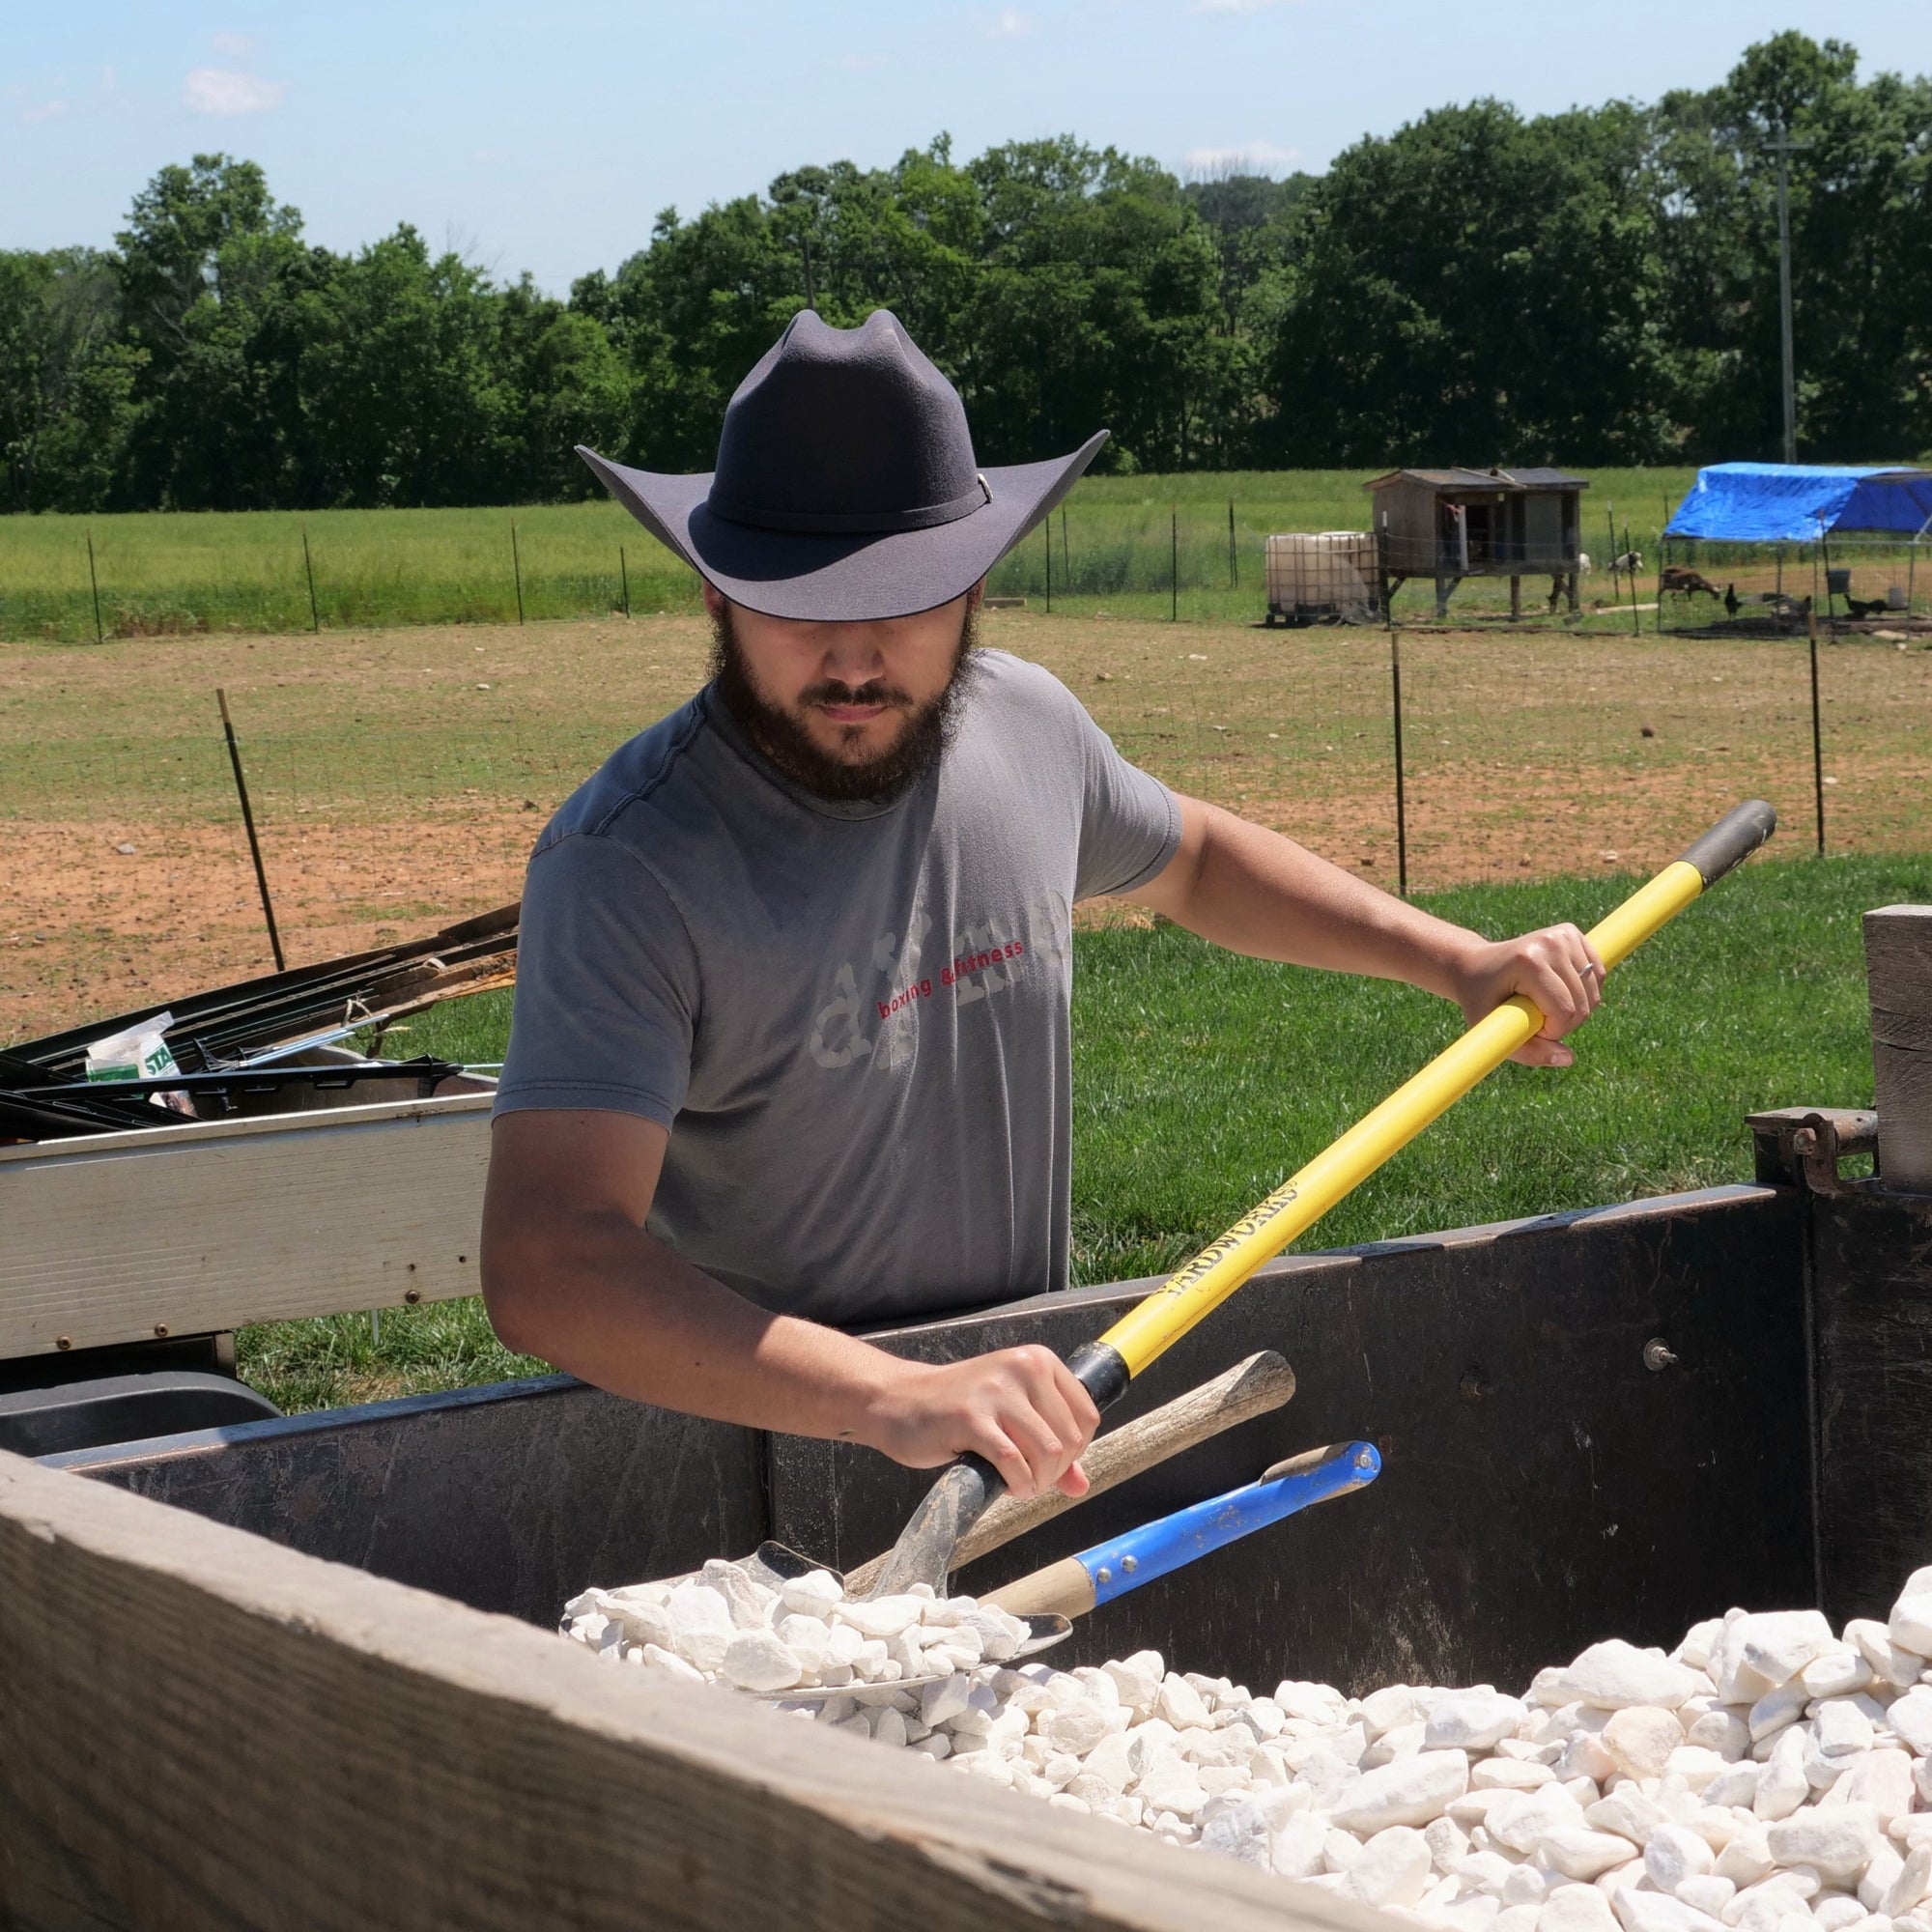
(566, 1560, 1932, 1932)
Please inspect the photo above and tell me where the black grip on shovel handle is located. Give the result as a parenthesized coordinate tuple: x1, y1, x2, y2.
(1675, 800, 1776, 888)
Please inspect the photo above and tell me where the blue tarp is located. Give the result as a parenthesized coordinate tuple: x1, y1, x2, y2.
(1665, 462, 1932, 542)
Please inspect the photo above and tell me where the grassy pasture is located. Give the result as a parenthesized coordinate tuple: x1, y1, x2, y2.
(236, 852, 1928, 1412)
(0, 469, 1704, 641)
(4, 608, 1929, 1043)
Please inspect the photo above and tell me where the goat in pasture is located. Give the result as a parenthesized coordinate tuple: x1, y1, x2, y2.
(1660, 563, 1722, 600)
(1611, 550, 1642, 576)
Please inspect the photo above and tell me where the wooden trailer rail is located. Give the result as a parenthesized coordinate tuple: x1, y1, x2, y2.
(0, 1446, 1367, 1932)
(0, 1091, 491, 1359)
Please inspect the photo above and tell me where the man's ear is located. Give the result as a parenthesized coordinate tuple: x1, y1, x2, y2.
(700, 580, 727, 619)
(966, 579, 986, 610)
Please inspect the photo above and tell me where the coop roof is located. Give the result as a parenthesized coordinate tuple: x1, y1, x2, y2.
(1364, 468, 1587, 493)
(1665, 463, 1932, 542)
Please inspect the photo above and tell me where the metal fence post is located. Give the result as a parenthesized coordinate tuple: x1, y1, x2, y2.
(216, 689, 286, 972)
(1390, 631, 1408, 898)
(86, 531, 104, 644)
(512, 520, 526, 625)
(1807, 605, 1826, 857)
(301, 526, 320, 633)
(1044, 516, 1052, 615)
(1170, 509, 1178, 623)
(620, 546, 631, 618)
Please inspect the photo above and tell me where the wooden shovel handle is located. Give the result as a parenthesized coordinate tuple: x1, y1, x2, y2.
(842, 1350, 1294, 1597)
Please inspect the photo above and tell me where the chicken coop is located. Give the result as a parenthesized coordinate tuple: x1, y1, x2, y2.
(1365, 468, 1588, 620)
(1658, 463, 1932, 638)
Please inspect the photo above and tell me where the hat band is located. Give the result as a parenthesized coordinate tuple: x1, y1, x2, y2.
(704, 473, 991, 536)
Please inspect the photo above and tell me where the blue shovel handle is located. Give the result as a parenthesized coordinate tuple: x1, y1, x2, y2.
(1076, 1439, 1380, 1609)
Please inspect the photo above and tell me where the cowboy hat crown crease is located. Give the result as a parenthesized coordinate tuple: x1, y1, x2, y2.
(706, 310, 985, 537)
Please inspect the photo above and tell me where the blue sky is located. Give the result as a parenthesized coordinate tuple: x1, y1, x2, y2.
(6, 3, 1924, 295)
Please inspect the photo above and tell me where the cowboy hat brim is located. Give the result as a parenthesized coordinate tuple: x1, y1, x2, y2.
(576, 431, 1109, 622)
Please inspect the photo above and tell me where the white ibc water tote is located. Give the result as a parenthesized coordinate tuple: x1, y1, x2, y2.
(1264, 532, 1378, 624)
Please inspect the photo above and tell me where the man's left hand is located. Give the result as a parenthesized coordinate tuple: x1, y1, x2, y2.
(1446, 923, 1606, 1066)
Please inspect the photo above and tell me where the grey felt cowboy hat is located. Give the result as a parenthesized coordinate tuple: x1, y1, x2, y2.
(575, 308, 1108, 622)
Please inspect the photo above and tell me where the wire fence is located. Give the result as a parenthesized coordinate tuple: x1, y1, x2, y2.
(6, 611, 1928, 1046)
(3, 496, 1716, 642)
(1657, 536, 1932, 638)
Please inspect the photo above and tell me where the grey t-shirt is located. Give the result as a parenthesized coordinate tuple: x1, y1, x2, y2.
(494, 647, 1180, 1326)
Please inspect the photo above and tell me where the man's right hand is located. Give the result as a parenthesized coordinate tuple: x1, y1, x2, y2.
(856, 1346, 1100, 1500)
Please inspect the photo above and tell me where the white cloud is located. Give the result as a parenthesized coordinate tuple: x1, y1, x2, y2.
(212, 32, 256, 54)
(986, 8, 1036, 36)
(840, 51, 890, 70)
(22, 99, 69, 124)
(1180, 139, 1302, 177)
(185, 67, 286, 115)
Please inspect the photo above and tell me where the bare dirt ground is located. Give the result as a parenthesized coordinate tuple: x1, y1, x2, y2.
(6, 610, 1929, 1042)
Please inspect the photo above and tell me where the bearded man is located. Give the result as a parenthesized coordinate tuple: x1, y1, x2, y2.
(481, 309, 1604, 1503)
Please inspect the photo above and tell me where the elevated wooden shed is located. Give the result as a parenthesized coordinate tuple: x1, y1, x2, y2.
(1367, 467, 1588, 618)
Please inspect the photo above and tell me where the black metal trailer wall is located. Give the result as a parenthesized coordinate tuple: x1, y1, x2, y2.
(54, 1182, 1814, 1697)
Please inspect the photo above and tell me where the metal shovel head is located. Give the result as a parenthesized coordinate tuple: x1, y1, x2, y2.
(688, 1539, 1073, 1700)
(767, 1612, 1073, 1704)
(646, 1538, 838, 1596)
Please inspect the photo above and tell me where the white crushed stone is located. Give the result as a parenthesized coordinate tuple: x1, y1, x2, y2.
(562, 1557, 1932, 1923)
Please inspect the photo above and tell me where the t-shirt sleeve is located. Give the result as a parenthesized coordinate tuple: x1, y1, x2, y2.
(493, 831, 699, 1127)
(1068, 696, 1183, 902)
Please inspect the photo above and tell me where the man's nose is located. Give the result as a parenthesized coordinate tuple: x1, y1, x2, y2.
(817, 628, 889, 686)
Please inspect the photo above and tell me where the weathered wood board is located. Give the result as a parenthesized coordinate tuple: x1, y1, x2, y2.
(1866, 905, 1932, 1193)
(0, 1091, 491, 1357)
(0, 1448, 1368, 1932)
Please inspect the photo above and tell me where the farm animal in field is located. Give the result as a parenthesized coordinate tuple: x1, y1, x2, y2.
(1577, 552, 1592, 573)
(1723, 582, 1741, 618)
(1762, 591, 1812, 617)
(1660, 563, 1722, 600)
(1846, 594, 1889, 620)
(1610, 550, 1642, 577)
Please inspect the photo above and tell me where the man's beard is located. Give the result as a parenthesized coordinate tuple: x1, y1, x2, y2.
(708, 602, 979, 804)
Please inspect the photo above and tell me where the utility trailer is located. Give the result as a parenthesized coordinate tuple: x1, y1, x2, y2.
(1, 910, 1928, 1931)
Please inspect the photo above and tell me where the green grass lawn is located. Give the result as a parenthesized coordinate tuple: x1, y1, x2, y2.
(236, 850, 1925, 1411)
(2, 468, 1702, 641)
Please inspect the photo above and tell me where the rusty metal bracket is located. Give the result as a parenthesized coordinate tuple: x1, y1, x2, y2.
(1746, 1107, 1880, 1194)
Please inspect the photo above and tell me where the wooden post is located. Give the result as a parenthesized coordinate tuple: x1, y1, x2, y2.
(1510, 575, 1521, 620)
(1865, 907, 1932, 1192)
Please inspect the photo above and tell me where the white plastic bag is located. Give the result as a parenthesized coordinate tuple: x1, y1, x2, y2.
(84, 1010, 193, 1115)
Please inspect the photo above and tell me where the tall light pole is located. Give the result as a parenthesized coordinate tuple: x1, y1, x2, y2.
(1770, 122, 1809, 464)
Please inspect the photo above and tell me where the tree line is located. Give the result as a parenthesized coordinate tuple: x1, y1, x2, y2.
(3, 32, 1926, 515)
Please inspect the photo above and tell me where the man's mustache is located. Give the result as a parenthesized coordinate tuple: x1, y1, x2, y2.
(799, 680, 914, 711)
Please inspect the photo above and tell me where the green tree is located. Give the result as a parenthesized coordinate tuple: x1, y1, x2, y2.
(1262, 99, 1674, 465)
(0, 249, 143, 511)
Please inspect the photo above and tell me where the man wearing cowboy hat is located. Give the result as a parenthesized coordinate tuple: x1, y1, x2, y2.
(481, 309, 1605, 1503)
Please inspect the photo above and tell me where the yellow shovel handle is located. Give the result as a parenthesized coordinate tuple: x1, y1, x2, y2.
(1074, 802, 1776, 1390)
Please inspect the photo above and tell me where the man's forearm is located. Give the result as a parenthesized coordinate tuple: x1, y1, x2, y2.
(1139, 797, 1479, 994)
(486, 1208, 901, 1442)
